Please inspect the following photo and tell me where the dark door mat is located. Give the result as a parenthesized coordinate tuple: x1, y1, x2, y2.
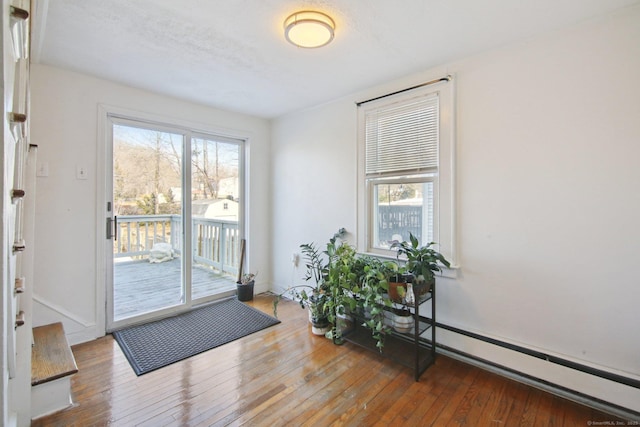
(112, 298, 280, 375)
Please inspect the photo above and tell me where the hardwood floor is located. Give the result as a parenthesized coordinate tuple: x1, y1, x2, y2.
(32, 294, 621, 426)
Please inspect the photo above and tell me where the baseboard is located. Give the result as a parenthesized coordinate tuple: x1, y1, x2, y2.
(437, 346, 640, 421)
(435, 325, 640, 419)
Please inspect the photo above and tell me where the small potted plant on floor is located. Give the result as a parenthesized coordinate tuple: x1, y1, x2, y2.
(273, 229, 347, 336)
(237, 272, 256, 302)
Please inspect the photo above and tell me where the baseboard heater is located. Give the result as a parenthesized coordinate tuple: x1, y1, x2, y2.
(434, 321, 640, 420)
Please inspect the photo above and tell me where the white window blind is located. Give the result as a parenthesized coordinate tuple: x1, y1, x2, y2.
(365, 94, 439, 176)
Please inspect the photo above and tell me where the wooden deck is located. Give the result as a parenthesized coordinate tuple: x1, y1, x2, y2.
(114, 258, 236, 320)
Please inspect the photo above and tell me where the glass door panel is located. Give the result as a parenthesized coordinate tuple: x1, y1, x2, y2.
(112, 124, 185, 321)
(191, 136, 241, 300)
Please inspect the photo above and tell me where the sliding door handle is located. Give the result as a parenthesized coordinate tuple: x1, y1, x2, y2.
(106, 216, 118, 240)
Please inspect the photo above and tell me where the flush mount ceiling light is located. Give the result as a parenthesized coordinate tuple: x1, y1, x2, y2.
(284, 11, 335, 48)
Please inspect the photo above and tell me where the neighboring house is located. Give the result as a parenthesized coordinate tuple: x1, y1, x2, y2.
(191, 199, 239, 220)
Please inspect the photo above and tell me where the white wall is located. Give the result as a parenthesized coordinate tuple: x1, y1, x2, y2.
(29, 64, 271, 344)
(272, 98, 359, 291)
(271, 6, 640, 413)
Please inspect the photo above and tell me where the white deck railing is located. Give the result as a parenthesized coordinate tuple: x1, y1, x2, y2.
(114, 215, 240, 275)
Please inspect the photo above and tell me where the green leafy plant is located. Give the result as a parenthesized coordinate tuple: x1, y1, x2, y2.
(391, 233, 450, 287)
(326, 241, 356, 344)
(348, 256, 397, 350)
(272, 229, 346, 324)
(276, 229, 445, 352)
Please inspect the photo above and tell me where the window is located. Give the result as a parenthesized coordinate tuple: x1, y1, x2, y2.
(357, 78, 456, 266)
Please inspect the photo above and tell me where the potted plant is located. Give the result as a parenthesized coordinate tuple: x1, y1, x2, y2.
(387, 267, 410, 303)
(307, 293, 331, 335)
(323, 238, 357, 343)
(273, 229, 347, 336)
(354, 255, 395, 351)
(391, 286, 414, 334)
(274, 286, 332, 335)
(391, 233, 451, 296)
(237, 272, 256, 301)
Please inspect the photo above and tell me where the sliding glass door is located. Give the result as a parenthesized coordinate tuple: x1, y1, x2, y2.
(106, 117, 243, 330)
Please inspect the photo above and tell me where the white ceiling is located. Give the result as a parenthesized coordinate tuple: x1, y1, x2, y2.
(32, 0, 639, 119)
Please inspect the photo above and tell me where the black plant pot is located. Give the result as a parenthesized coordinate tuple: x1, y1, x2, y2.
(237, 281, 254, 301)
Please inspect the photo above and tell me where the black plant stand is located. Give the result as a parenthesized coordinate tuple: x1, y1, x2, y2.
(343, 283, 436, 381)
